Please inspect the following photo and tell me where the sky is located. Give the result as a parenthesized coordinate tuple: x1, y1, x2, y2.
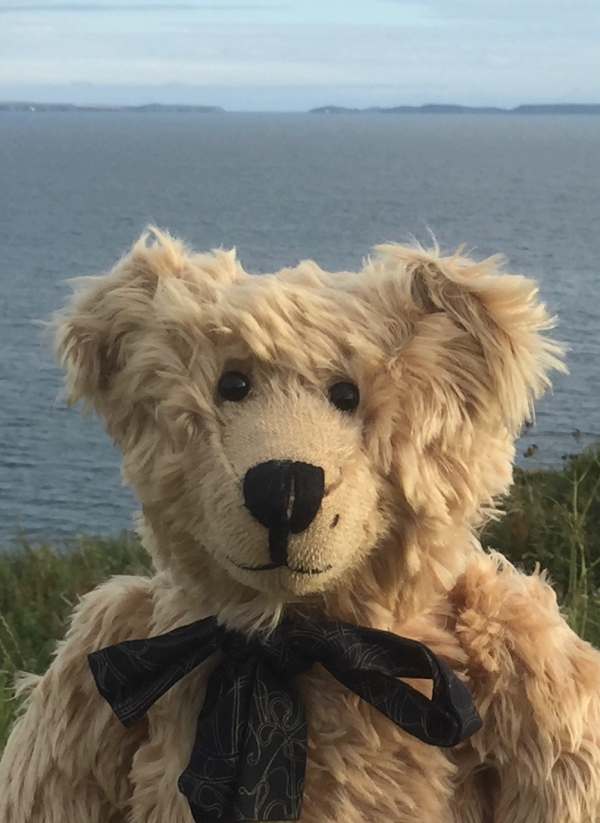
(0, 0, 599, 110)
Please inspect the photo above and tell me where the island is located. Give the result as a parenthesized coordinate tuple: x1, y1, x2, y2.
(0, 102, 225, 113)
(310, 103, 600, 115)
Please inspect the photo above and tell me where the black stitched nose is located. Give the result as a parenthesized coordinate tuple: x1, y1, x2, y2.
(243, 460, 325, 564)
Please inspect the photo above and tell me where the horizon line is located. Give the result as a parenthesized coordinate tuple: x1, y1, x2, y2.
(2, 100, 600, 114)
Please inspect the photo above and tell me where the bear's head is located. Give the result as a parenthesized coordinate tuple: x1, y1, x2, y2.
(56, 230, 564, 625)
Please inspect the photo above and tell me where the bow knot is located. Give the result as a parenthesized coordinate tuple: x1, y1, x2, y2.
(89, 615, 481, 822)
(219, 629, 257, 662)
(261, 631, 315, 679)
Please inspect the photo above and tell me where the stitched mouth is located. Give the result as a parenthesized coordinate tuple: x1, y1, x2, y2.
(228, 558, 333, 576)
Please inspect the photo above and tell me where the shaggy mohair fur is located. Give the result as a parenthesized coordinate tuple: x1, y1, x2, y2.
(2, 229, 600, 822)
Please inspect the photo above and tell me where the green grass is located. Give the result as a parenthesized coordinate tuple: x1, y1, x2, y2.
(0, 533, 150, 747)
(484, 446, 600, 645)
(1, 446, 599, 750)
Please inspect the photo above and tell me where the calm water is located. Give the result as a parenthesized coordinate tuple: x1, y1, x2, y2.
(1, 112, 599, 542)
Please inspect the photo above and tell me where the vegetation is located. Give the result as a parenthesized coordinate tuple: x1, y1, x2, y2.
(1, 446, 599, 750)
(0, 533, 149, 748)
(484, 446, 600, 645)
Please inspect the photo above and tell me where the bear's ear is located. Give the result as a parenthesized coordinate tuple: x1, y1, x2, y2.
(362, 244, 566, 431)
(55, 227, 240, 409)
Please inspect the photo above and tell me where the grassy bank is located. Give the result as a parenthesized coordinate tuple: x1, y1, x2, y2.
(484, 446, 600, 644)
(0, 534, 149, 747)
(1, 446, 599, 750)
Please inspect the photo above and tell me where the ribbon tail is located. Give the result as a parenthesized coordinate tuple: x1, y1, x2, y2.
(178, 659, 307, 823)
(178, 657, 256, 822)
(234, 659, 307, 822)
(88, 616, 222, 726)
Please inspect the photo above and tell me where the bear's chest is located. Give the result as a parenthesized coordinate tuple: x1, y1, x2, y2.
(124, 649, 475, 823)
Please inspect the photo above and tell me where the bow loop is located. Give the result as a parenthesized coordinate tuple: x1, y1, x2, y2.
(88, 616, 224, 727)
(286, 621, 481, 748)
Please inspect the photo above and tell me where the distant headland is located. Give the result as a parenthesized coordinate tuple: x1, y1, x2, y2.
(0, 102, 224, 113)
(310, 103, 600, 115)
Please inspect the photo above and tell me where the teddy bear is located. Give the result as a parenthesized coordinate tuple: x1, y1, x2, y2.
(2, 228, 600, 823)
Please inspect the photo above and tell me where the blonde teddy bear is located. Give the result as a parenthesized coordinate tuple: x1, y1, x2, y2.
(2, 230, 599, 823)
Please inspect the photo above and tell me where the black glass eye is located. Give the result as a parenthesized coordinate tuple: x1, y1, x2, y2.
(328, 381, 360, 413)
(218, 371, 251, 402)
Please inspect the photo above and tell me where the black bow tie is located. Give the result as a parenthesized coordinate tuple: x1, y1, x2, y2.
(88, 616, 481, 822)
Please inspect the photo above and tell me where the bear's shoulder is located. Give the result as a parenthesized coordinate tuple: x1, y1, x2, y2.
(61, 573, 156, 659)
(449, 550, 586, 681)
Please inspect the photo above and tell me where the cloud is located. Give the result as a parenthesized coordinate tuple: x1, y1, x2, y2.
(0, 2, 284, 10)
(0, 0, 598, 108)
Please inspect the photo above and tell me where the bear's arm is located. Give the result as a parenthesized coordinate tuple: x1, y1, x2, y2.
(451, 551, 600, 823)
(0, 574, 154, 823)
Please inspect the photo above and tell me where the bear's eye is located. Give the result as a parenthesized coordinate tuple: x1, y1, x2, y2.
(328, 381, 360, 413)
(218, 371, 251, 402)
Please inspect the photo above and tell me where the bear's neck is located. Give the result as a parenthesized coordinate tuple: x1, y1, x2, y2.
(141, 516, 478, 635)
(317, 522, 478, 631)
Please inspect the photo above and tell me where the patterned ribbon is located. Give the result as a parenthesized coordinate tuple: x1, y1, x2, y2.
(88, 616, 481, 822)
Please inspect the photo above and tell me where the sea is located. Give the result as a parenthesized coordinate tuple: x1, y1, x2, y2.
(1, 112, 599, 543)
